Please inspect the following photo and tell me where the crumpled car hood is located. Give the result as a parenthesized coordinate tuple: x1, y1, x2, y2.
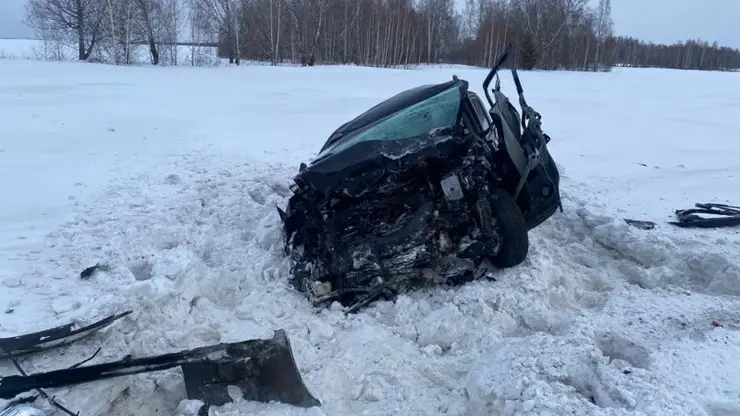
(295, 131, 468, 197)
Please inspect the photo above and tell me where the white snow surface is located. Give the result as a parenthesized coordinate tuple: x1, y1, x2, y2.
(1, 58, 739, 416)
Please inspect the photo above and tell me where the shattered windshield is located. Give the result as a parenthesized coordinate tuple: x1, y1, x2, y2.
(316, 86, 461, 159)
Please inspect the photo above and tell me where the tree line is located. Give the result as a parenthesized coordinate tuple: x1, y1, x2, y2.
(24, 0, 740, 71)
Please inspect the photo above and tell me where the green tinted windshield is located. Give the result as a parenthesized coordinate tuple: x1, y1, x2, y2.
(317, 85, 461, 158)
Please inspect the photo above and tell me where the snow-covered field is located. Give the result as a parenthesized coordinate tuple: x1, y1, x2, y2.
(1, 53, 739, 416)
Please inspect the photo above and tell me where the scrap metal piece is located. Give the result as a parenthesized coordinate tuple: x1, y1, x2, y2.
(624, 219, 656, 230)
(181, 329, 320, 407)
(670, 203, 740, 228)
(80, 263, 110, 280)
(0, 311, 132, 359)
(440, 174, 464, 201)
(0, 329, 320, 409)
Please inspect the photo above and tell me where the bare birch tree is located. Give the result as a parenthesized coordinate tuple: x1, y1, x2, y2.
(131, 0, 160, 64)
(26, 0, 107, 60)
(593, 0, 612, 69)
(192, 0, 244, 64)
(158, 0, 186, 65)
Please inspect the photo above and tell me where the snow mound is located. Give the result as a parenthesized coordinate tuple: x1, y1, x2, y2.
(465, 332, 708, 415)
(562, 191, 740, 296)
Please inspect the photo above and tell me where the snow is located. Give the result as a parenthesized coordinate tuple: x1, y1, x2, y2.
(1, 52, 740, 416)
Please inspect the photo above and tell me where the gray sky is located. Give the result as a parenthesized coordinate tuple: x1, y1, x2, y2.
(608, 0, 740, 48)
(0, 0, 31, 38)
(1, 0, 739, 48)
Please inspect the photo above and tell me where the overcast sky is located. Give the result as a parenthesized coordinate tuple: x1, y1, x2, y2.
(1, 0, 739, 48)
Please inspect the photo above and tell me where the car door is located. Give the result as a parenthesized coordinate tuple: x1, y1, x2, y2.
(466, 92, 501, 149)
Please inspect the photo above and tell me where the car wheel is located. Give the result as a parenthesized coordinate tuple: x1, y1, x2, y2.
(478, 187, 529, 268)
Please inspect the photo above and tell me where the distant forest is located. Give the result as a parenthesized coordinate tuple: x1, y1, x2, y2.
(24, 0, 740, 71)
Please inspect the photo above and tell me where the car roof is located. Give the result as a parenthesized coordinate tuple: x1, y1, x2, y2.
(321, 78, 465, 152)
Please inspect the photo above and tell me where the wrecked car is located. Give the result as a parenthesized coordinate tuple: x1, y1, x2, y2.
(279, 45, 562, 311)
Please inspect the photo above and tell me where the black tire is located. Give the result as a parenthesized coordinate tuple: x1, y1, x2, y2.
(481, 188, 529, 268)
